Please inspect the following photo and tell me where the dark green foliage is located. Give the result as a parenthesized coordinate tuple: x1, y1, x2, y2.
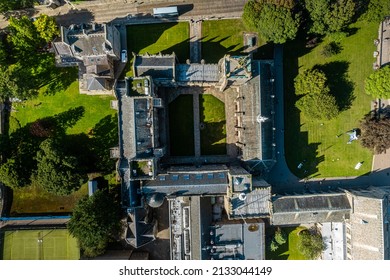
(305, 0, 355, 35)
(361, 0, 390, 23)
(0, 158, 31, 189)
(360, 113, 390, 154)
(243, 0, 300, 43)
(35, 138, 86, 195)
(294, 69, 329, 95)
(365, 66, 390, 99)
(296, 92, 339, 120)
(321, 42, 342, 57)
(294, 68, 339, 120)
(0, 15, 63, 101)
(8, 16, 42, 58)
(68, 191, 121, 257)
(274, 228, 287, 245)
(297, 229, 325, 259)
(0, 40, 6, 65)
(0, 0, 34, 13)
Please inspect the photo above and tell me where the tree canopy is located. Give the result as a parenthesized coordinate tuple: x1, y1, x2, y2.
(68, 191, 121, 257)
(305, 0, 355, 35)
(243, 0, 300, 43)
(294, 69, 329, 95)
(361, 0, 390, 23)
(294, 68, 339, 120)
(35, 138, 86, 195)
(33, 14, 59, 43)
(0, 0, 34, 13)
(365, 66, 390, 99)
(297, 229, 325, 259)
(360, 112, 390, 154)
(296, 91, 339, 120)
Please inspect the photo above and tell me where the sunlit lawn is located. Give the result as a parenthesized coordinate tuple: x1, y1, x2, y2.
(284, 21, 377, 178)
(266, 227, 308, 260)
(201, 19, 272, 63)
(125, 22, 190, 76)
(199, 94, 226, 155)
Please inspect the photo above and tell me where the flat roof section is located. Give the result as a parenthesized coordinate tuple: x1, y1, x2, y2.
(176, 64, 219, 82)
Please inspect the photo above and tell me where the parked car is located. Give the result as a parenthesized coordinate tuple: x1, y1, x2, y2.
(121, 50, 127, 63)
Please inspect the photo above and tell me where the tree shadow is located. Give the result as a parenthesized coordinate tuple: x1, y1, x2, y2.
(88, 114, 119, 172)
(53, 9, 95, 26)
(313, 61, 355, 111)
(54, 106, 85, 131)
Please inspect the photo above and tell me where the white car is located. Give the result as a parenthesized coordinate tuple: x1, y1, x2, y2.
(121, 50, 127, 63)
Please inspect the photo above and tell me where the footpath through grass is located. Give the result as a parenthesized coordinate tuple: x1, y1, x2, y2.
(126, 22, 190, 76)
(284, 21, 377, 178)
(199, 94, 226, 155)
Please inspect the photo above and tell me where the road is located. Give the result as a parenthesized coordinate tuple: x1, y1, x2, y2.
(0, 0, 246, 28)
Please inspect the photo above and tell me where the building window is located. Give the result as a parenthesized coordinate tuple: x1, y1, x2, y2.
(183, 174, 190, 180)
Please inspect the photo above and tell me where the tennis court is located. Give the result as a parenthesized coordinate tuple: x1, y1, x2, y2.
(2, 229, 80, 260)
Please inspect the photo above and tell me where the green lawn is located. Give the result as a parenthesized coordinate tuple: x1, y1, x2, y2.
(201, 19, 272, 63)
(2, 229, 80, 260)
(10, 80, 115, 135)
(266, 227, 308, 260)
(199, 94, 226, 155)
(169, 95, 194, 156)
(284, 21, 377, 178)
(126, 22, 190, 76)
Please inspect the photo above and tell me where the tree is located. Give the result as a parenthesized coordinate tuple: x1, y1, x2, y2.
(296, 92, 339, 120)
(68, 191, 121, 257)
(294, 69, 329, 96)
(360, 113, 390, 154)
(0, 40, 6, 65)
(365, 66, 390, 99)
(0, 0, 34, 13)
(321, 42, 342, 57)
(0, 66, 19, 101)
(297, 229, 325, 259)
(8, 16, 41, 58)
(0, 158, 31, 189)
(243, 0, 300, 44)
(35, 138, 86, 195)
(305, 0, 355, 35)
(361, 0, 390, 23)
(270, 239, 279, 251)
(33, 14, 59, 43)
(274, 227, 287, 245)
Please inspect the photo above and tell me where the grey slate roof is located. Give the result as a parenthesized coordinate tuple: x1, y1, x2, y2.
(135, 56, 175, 80)
(86, 77, 107, 91)
(125, 207, 156, 248)
(271, 193, 351, 225)
(347, 186, 390, 260)
(142, 171, 229, 196)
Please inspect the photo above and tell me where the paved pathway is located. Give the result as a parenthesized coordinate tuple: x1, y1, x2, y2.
(189, 19, 202, 63)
